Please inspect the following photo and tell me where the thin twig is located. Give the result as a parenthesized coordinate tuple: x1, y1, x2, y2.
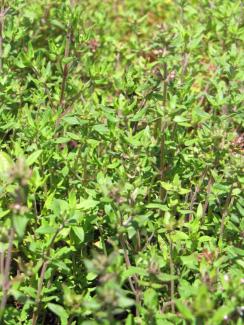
(142, 232, 155, 251)
(32, 225, 65, 325)
(132, 80, 162, 134)
(181, 52, 189, 82)
(198, 66, 219, 109)
(161, 300, 176, 313)
(136, 230, 141, 252)
(202, 175, 213, 223)
(188, 168, 207, 221)
(119, 234, 139, 287)
(55, 91, 85, 127)
(0, 7, 10, 73)
(0, 227, 14, 319)
(219, 187, 234, 246)
(40, 271, 55, 325)
(122, 215, 133, 227)
(169, 238, 175, 313)
(0, 251, 4, 277)
(59, 0, 75, 109)
(159, 63, 168, 202)
(31, 66, 55, 110)
(31, 261, 49, 325)
(119, 232, 141, 316)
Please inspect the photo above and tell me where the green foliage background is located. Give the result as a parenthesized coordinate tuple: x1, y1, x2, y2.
(0, 0, 243, 324)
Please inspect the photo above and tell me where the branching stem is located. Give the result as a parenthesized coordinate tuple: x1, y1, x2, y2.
(0, 227, 14, 320)
(32, 224, 65, 325)
(219, 187, 234, 247)
(0, 6, 9, 73)
(159, 63, 168, 202)
(59, 0, 75, 109)
(169, 237, 175, 313)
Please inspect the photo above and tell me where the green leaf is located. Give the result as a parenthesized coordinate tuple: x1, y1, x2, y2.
(118, 296, 134, 308)
(78, 198, 99, 210)
(122, 267, 147, 281)
(47, 303, 68, 325)
(92, 124, 109, 135)
(62, 116, 80, 125)
(157, 273, 178, 282)
(0, 210, 10, 219)
(72, 226, 84, 242)
(3, 44, 11, 57)
(236, 259, 244, 268)
(144, 288, 158, 307)
(181, 254, 198, 270)
(51, 199, 69, 215)
(44, 192, 56, 210)
(160, 182, 173, 191)
(173, 115, 189, 124)
(55, 137, 71, 144)
(65, 132, 81, 141)
(125, 314, 134, 325)
(171, 231, 189, 241)
(68, 190, 77, 210)
(196, 203, 203, 218)
(13, 216, 28, 238)
(36, 225, 56, 234)
(26, 150, 42, 166)
(175, 300, 194, 321)
(211, 305, 234, 324)
(51, 19, 65, 30)
(62, 57, 73, 65)
(0, 151, 13, 180)
(146, 203, 169, 211)
(198, 236, 213, 243)
(179, 187, 190, 195)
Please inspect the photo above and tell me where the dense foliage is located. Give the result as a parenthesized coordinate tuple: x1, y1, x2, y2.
(0, 0, 243, 324)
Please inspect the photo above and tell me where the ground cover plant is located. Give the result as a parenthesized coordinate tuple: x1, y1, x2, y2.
(0, 0, 243, 324)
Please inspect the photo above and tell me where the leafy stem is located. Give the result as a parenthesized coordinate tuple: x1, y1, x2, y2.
(0, 6, 9, 73)
(219, 186, 235, 248)
(159, 62, 168, 202)
(32, 223, 65, 325)
(59, 0, 75, 110)
(169, 235, 175, 313)
(0, 227, 14, 320)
